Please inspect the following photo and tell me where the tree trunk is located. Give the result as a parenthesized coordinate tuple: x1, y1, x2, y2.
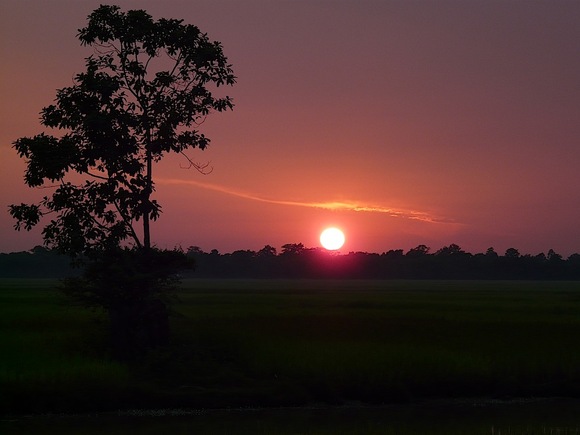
(143, 146, 152, 250)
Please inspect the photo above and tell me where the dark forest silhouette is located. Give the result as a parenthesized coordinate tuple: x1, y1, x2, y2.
(3, 243, 580, 280)
(186, 244, 580, 280)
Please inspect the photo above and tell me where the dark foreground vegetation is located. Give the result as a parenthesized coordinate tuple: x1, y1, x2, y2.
(3, 278, 580, 416)
(3, 244, 580, 280)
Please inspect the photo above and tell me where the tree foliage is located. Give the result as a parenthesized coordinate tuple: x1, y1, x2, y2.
(10, 5, 235, 258)
(8, 5, 235, 358)
(61, 248, 191, 310)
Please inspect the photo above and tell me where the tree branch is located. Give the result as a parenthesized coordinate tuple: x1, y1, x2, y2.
(179, 151, 213, 174)
(83, 170, 109, 181)
(112, 197, 142, 248)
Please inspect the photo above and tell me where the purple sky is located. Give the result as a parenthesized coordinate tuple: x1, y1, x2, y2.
(1, 0, 580, 256)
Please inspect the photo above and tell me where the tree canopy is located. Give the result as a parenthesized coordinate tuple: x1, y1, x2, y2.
(10, 5, 236, 258)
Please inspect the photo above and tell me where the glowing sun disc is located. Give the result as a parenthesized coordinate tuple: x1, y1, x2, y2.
(320, 227, 345, 251)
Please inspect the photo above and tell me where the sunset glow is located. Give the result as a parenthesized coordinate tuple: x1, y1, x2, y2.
(157, 178, 449, 223)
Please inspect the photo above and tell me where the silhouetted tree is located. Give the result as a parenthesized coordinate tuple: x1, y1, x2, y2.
(547, 249, 563, 262)
(435, 243, 466, 256)
(9, 5, 235, 358)
(485, 247, 499, 258)
(187, 246, 205, 255)
(383, 249, 404, 258)
(406, 244, 431, 257)
(257, 245, 277, 257)
(11, 5, 235, 257)
(504, 248, 521, 258)
(535, 252, 547, 262)
(281, 243, 306, 256)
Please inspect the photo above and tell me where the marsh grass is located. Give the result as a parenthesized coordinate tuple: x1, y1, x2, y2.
(166, 280, 580, 403)
(0, 279, 133, 414)
(2, 278, 580, 414)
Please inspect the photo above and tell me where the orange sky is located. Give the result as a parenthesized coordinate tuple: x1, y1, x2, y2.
(1, 0, 580, 256)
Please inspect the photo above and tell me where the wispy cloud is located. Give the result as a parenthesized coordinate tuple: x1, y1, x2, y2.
(158, 178, 454, 224)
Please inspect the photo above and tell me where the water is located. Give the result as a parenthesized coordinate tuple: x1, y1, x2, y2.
(3, 399, 580, 434)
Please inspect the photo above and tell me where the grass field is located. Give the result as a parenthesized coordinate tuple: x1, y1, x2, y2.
(2, 278, 580, 415)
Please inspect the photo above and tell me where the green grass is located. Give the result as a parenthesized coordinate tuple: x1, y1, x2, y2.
(2, 278, 580, 415)
(167, 280, 580, 403)
(0, 279, 133, 414)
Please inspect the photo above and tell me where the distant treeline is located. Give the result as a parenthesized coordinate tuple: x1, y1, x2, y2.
(0, 246, 78, 278)
(2, 244, 580, 280)
(185, 243, 580, 280)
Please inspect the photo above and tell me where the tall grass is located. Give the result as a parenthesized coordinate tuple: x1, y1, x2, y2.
(167, 280, 580, 403)
(2, 278, 580, 415)
(0, 279, 131, 414)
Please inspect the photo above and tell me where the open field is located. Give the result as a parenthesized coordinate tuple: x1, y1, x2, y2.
(2, 279, 580, 415)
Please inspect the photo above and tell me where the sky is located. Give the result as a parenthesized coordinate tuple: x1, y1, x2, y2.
(1, 0, 580, 256)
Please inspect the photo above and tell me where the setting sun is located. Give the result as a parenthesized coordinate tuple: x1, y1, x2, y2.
(320, 227, 345, 251)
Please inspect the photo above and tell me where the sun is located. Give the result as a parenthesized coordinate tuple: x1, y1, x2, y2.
(320, 227, 345, 251)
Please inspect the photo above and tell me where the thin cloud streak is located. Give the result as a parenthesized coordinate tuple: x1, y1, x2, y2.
(158, 178, 455, 224)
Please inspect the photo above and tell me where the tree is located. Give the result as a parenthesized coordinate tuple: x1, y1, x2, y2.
(435, 243, 465, 256)
(257, 245, 277, 257)
(405, 244, 430, 257)
(547, 249, 563, 262)
(281, 243, 306, 256)
(9, 5, 235, 358)
(10, 5, 235, 257)
(383, 249, 404, 258)
(504, 248, 521, 258)
(485, 247, 499, 258)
